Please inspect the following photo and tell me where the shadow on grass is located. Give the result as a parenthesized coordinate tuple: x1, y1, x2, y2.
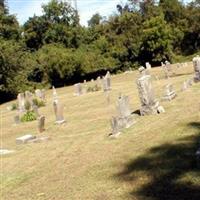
(115, 122, 200, 200)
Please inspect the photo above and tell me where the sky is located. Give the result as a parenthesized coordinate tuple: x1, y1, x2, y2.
(8, 0, 128, 26)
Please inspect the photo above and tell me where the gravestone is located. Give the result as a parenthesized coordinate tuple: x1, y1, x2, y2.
(14, 114, 20, 124)
(102, 71, 111, 92)
(110, 116, 121, 137)
(52, 86, 58, 102)
(35, 89, 42, 99)
(25, 91, 33, 106)
(145, 62, 151, 70)
(138, 66, 148, 76)
(41, 89, 46, 101)
(17, 93, 25, 113)
(96, 76, 102, 89)
(16, 134, 36, 144)
(162, 84, 176, 101)
(74, 83, 83, 96)
(53, 101, 65, 124)
(193, 56, 200, 82)
(38, 115, 45, 133)
(32, 104, 40, 117)
(181, 81, 188, 91)
(137, 75, 162, 115)
(117, 95, 134, 128)
(27, 136, 50, 143)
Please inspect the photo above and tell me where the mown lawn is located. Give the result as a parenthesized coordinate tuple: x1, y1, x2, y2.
(0, 63, 200, 200)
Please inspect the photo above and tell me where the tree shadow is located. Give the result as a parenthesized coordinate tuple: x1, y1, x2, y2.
(115, 122, 200, 200)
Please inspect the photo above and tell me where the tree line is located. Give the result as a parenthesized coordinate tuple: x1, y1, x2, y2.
(0, 0, 200, 103)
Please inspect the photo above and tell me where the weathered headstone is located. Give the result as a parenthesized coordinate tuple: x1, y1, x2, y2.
(17, 93, 25, 113)
(138, 66, 148, 76)
(162, 84, 176, 101)
(53, 101, 65, 124)
(193, 56, 200, 82)
(137, 75, 162, 115)
(14, 114, 20, 124)
(74, 83, 83, 96)
(181, 81, 188, 91)
(16, 134, 36, 144)
(38, 115, 45, 133)
(110, 116, 121, 137)
(32, 104, 40, 117)
(25, 91, 33, 106)
(96, 76, 102, 89)
(102, 71, 111, 92)
(145, 62, 151, 70)
(35, 89, 42, 99)
(52, 86, 58, 102)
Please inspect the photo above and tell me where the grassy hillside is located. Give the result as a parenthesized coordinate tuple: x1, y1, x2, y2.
(1, 63, 200, 200)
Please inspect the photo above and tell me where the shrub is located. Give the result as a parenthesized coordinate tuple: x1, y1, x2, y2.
(87, 84, 101, 92)
(11, 103, 18, 111)
(20, 111, 37, 122)
(32, 98, 45, 107)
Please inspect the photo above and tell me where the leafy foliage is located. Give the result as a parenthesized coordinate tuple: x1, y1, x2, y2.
(20, 111, 37, 122)
(1, 0, 200, 103)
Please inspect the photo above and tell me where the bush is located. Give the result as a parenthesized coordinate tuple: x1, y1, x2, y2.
(87, 84, 101, 92)
(32, 98, 45, 107)
(11, 103, 18, 111)
(24, 101, 31, 111)
(20, 111, 37, 122)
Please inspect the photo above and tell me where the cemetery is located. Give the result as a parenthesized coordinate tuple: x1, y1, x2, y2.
(1, 0, 200, 199)
(1, 61, 200, 200)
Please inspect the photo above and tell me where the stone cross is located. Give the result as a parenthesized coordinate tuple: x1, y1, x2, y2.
(137, 75, 163, 115)
(17, 93, 25, 113)
(74, 83, 83, 96)
(53, 101, 65, 124)
(193, 56, 200, 82)
(38, 115, 45, 133)
(162, 84, 176, 101)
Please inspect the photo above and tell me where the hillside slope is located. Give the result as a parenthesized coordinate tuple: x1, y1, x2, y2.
(1, 64, 200, 200)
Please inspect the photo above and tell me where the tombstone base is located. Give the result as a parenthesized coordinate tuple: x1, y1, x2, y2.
(162, 92, 176, 101)
(16, 135, 36, 144)
(0, 149, 15, 155)
(109, 131, 121, 139)
(55, 120, 66, 124)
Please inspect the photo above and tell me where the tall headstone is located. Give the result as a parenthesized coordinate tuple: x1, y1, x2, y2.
(52, 86, 58, 102)
(38, 115, 45, 133)
(53, 101, 65, 124)
(96, 76, 102, 89)
(25, 91, 33, 105)
(193, 56, 200, 82)
(74, 83, 83, 96)
(102, 71, 111, 92)
(17, 93, 25, 113)
(137, 75, 162, 115)
(162, 84, 176, 101)
(35, 89, 42, 99)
